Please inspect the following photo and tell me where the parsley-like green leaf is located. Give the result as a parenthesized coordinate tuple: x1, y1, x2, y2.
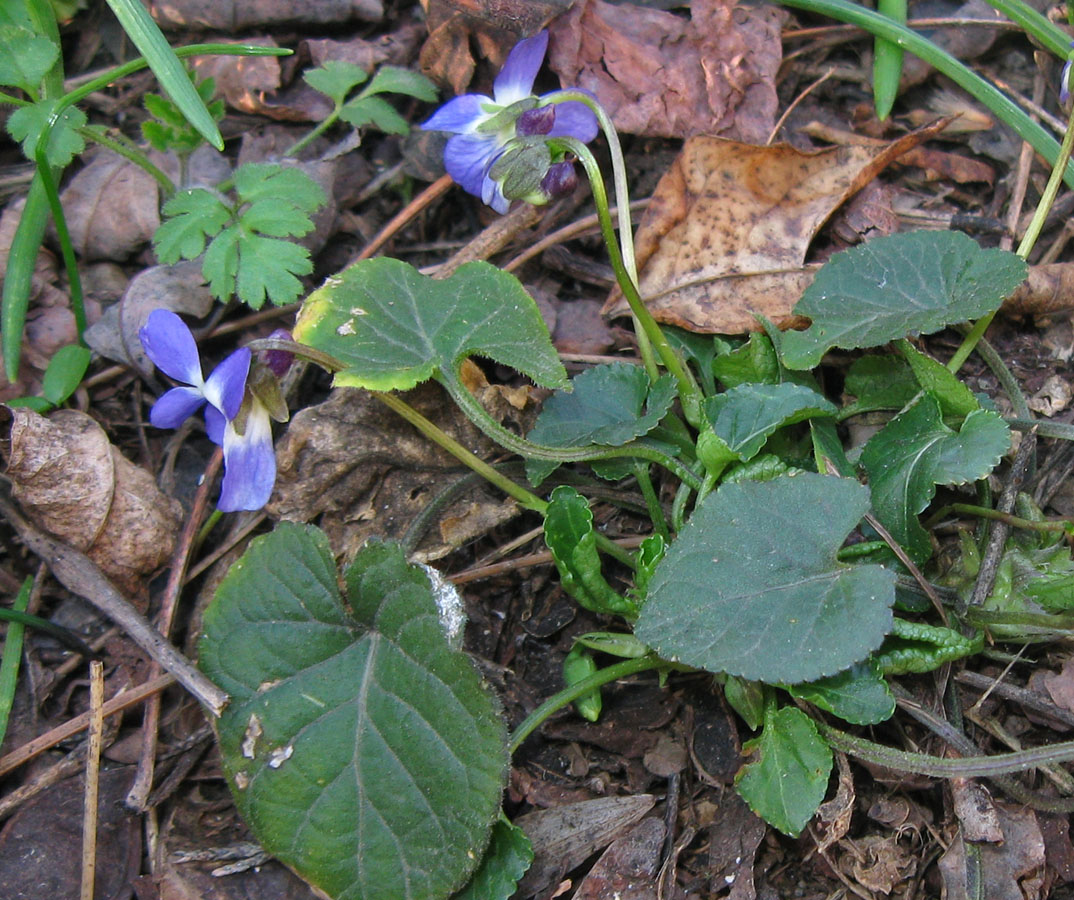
(6, 99, 86, 167)
(233, 163, 327, 214)
(235, 234, 314, 309)
(153, 188, 231, 263)
(362, 65, 437, 101)
(0, 25, 58, 93)
(303, 59, 369, 106)
(340, 95, 410, 134)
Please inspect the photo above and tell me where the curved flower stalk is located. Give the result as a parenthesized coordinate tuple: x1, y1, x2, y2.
(421, 30, 597, 212)
(139, 309, 281, 511)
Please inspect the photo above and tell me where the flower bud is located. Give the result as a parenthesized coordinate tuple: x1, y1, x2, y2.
(261, 328, 294, 378)
(540, 161, 578, 199)
(516, 105, 556, 136)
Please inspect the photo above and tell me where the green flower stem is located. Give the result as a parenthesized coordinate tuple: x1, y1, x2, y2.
(1007, 417, 1074, 439)
(671, 480, 693, 532)
(774, 0, 1074, 189)
(949, 99, 1074, 374)
(970, 334, 1032, 420)
(559, 137, 703, 425)
(633, 462, 670, 540)
(0, 578, 32, 750)
(374, 391, 548, 514)
(195, 508, 224, 547)
(978, 0, 1072, 57)
(931, 502, 1073, 533)
(965, 607, 1074, 630)
(77, 126, 175, 195)
(548, 90, 656, 379)
(0, 91, 30, 106)
(509, 655, 670, 753)
(284, 104, 343, 157)
(820, 721, 1074, 777)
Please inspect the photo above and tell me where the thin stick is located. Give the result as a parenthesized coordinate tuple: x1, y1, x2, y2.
(503, 201, 649, 273)
(767, 68, 835, 145)
(0, 674, 174, 779)
(80, 660, 104, 900)
(127, 449, 223, 811)
(0, 498, 227, 715)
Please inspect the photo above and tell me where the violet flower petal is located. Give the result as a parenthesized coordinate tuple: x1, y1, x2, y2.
(444, 133, 503, 197)
(422, 94, 489, 133)
(150, 386, 206, 429)
(139, 309, 204, 386)
(204, 405, 226, 446)
(204, 347, 251, 421)
(1063, 56, 1073, 104)
(218, 407, 276, 512)
(493, 31, 547, 105)
(547, 99, 599, 143)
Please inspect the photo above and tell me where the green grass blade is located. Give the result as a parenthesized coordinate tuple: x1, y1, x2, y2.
(104, 0, 224, 150)
(2, 175, 52, 381)
(873, 0, 906, 120)
(0, 578, 32, 750)
(978, 0, 1071, 58)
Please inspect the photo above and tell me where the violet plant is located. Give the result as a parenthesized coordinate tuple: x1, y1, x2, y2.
(186, 25, 1074, 900)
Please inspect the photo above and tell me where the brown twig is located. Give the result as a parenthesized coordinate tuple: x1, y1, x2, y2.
(80, 661, 104, 900)
(0, 497, 227, 715)
(351, 172, 454, 263)
(126, 448, 223, 811)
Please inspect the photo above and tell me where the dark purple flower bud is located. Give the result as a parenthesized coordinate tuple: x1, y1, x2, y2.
(261, 328, 294, 377)
(540, 161, 578, 199)
(516, 105, 556, 136)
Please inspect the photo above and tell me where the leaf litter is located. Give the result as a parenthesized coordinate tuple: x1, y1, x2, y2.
(5, 1, 1074, 898)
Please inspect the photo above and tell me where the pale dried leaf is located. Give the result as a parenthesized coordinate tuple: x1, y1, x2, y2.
(6, 408, 182, 598)
(938, 804, 1046, 900)
(59, 152, 160, 261)
(573, 817, 664, 900)
(603, 126, 945, 333)
(549, 0, 782, 141)
(191, 40, 283, 115)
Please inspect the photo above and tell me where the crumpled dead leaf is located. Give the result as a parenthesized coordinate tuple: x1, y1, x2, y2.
(549, 0, 783, 141)
(419, 0, 572, 95)
(5, 408, 183, 600)
(269, 373, 535, 562)
(603, 124, 947, 334)
(147, 0, 382, 31)
(83, 261, 213, 375)
(573, 817, 665, 900)
(58, 151, 160, 261)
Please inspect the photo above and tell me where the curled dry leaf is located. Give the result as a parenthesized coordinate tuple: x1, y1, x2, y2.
(147, 0, 382, 31)
(83, 261, 213, 375)
(5, 408, 183, 600)
(58, 151, 160, 261)
(603, 123, 947, 334)
(548, 0, 783, 141)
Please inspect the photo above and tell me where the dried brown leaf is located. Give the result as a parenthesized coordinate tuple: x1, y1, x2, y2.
(420, 0, 572, 95)
(603, 125, 946, 333)
(548, 0, 783, 140)
(191, 40, 283, 116)
(59, 151, 160, 261)
(573, 817, 665, 900)
(939, 804, 1046, 900)
(6, 408, 182, 599)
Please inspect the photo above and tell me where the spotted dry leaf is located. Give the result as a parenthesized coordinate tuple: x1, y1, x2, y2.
(603, 123, 947, 334)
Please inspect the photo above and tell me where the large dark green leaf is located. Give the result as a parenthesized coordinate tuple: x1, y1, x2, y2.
(781, 231, 1027, 369)
(860, 393, 1010, 562)
(294, 257, 567, 393)
(635, 473, 894, 684)
(199, 525, 508, 900)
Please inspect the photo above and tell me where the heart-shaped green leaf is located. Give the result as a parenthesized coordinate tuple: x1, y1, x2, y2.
(455, 819, 534, 900)
(635, 473, 895, 684)
(781, 231, 1027, 369)
(294, 258, 567, 393)
(860, 392, 1010, 562)
(199, 524, 508, 900)
(0, 25, 58, 92)
(787, 660, 895, 725)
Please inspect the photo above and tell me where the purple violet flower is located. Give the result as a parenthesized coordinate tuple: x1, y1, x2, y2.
(139, 309, 276, 512)
(421, 30, 598, 213)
